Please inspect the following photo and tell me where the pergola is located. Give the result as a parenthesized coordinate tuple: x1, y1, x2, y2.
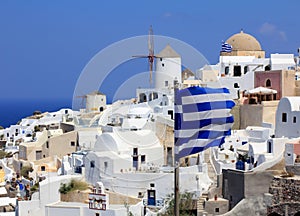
(244, 86, 277, 104)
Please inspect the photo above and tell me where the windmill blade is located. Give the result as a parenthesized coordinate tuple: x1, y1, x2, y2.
(132, 25, 156, 88)
(148, 25, 154, 86)
(149, 60, 153, 85)
(132, 55, 149, 58)
(148, 25, 154, 56)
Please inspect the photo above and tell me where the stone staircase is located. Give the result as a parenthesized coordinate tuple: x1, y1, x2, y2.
(197, 149, 218, 216)
(197, 192, 208, 213)
(205, 149, 218, 188)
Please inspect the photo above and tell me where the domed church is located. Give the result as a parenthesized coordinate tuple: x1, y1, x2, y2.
(221, 30, 265, 58)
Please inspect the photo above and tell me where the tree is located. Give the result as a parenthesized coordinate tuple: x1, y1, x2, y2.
(21, 165, 33, 179)
(159, 191, 196, 216)
(0, 151, 13, 159)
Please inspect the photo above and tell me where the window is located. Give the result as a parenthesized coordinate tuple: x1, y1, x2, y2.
(138, 192, 144, 198)
(139, 93, 147, 103)
(46, 141, 49, 148)
(41, 166, 46, 171)
(294, 116, 297, 123)
(141, 155, 146, 164)
(165, 81, 168, 87)
(233, 65, 241, 77)
(244, 66, 249, 74)
(36, 151, 42, 160)
(99, 107, 104, 112)
(149, 93, 153, 101)
(104, 162, 108, 173)
(282, 113, 287, 122)
(167, 147, 173, 166)
(215, 208, 220, 213)
(133, 148, 138, 156)
(95, 213, 100, 216)
(149, 191, 155, 198)
(168, 110, 174, 120)
(71, 141, 75, 146)
(266, 79, 271, 87)
(185, 157, 189, 165)
(268, 141, 272, 153)
(65, 110, 68, 114)
(162, 63, 165, 67)
(225, 66, 229, 75)
(234, 83, 239, 88)
(265, 65, 270, 71)
(90, 161, 95, 168)
(150, 183, 155, 188)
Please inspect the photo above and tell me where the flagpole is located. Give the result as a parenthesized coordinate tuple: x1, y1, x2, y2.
(174, 79, 179, 216)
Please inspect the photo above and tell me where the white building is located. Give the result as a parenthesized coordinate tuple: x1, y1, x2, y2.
(196, 30, 296, 100)
(85, 91, 107, 113)
(275, 97, 300, 138)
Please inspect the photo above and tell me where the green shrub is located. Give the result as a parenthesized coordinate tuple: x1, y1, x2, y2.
(59, 179, 89, 194)
(30, 182, 39, 193)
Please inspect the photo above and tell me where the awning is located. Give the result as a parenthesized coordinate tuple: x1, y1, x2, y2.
(245, 86, 277, 95)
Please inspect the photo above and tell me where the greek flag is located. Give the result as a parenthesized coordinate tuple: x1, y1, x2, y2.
(175, 87, 235, 159)
(221, 42, 232, 52)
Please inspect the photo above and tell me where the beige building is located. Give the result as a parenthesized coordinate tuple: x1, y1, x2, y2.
(42, 130, 78, 159)
(19, 130, 48, 161)
(220, 30, 265, 58)
(239, 101, 279, 129)
(155, 116, 174, 166)
(19, 130, 78, 161)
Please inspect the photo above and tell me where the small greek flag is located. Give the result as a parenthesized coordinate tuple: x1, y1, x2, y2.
(221, 42, 232, 52)
(175, 87, 235, 159)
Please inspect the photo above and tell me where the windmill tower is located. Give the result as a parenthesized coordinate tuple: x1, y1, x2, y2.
(155, 44, 182, 89)
(133, 26, 182, 90)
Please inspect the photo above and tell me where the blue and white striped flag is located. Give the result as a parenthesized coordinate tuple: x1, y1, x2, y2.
(221, 42, 232, 52)
(175, 86, 235, 159)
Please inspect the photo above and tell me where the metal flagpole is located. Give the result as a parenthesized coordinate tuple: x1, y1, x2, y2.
(174, 79, 179, 216)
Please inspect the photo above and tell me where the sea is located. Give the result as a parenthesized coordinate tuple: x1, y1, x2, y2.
(0, 98, 72, 128)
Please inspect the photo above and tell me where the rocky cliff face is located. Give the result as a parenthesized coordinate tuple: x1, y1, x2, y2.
(268, 176, 300, 215)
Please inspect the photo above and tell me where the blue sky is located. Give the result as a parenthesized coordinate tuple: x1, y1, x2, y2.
(0, 0, 299, 102)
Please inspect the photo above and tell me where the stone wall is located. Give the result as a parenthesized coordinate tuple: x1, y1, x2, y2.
(60, 189, 141, 205)
(106, 191, 141, 205)
(60, 189, 89, 203)
(204, 198, 229, 215)
(230, 101, 240, 130)
(223, 169, 274, 210)
(268, 176, 300, 215)
(240, 104, 263, 129)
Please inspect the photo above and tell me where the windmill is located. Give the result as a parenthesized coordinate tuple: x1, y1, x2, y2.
(76, 95, 87, 109)
(133, 25, 157, 87)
